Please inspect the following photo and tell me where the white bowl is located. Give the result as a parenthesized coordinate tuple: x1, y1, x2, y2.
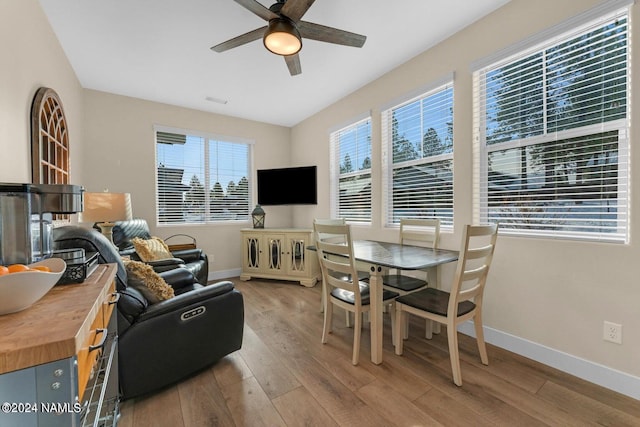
(0, 258, 67, 315)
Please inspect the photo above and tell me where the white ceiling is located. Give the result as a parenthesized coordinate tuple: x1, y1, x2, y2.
(39, 0, 510, 127)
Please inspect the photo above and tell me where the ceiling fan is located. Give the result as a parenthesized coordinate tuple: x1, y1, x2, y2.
(211, 0, 367, 76)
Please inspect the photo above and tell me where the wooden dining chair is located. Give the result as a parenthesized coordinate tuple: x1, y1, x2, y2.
(394, 223, 498, 386)
(314, 222, 399, 365)
(313, 218, 368, 325)
(383, 218, 440, 338)
(383, 218, 440, 293)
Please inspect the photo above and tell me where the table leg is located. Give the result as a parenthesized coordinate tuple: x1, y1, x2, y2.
(368, 265, 383, 364)
(428, 265, 441, 336)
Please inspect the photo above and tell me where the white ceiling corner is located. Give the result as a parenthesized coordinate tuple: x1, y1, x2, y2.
(38, 0, 510, 127)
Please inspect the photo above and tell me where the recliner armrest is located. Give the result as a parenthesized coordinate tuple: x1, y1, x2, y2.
(146, 257, 186, 269)
(158, 267, 196, 291)
(170, 248, 205, 263)
(137, 281, 236, 322)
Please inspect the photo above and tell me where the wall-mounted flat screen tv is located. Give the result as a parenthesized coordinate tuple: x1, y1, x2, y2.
(257, 166, 317, 205)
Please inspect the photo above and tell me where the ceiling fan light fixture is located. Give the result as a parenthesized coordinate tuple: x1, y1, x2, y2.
(263, 18, 301, 56)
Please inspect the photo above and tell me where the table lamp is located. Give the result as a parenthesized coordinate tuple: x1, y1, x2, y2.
(79, 192, 133, 246)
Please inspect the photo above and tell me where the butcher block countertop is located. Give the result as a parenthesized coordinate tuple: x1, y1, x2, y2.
(0, 264, 117, 374)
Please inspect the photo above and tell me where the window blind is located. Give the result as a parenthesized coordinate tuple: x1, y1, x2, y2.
(329, 117, 372, 223)
(155, 127, 251, 225)
(473, 8, 629, 242)
(381, 81, 454, 227)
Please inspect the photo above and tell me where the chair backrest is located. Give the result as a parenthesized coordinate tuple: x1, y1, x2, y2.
(449, 224, 498, 313)
(399, 218, 440, 249)
(313, 222, 362, 304)
(110, 219, 152, 252)
(313, 218, 346, 244)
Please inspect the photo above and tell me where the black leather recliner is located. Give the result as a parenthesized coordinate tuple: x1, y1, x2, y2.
(53, 225, 244, 400)
(107, 218, 209, 285)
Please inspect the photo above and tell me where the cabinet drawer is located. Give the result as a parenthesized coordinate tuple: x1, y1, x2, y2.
(102, 281, 118, 327)
(77, 279, 116, 401)
(77, 306, 107, 401)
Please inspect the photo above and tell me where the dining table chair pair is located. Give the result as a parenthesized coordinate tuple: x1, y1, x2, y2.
(314, 219, 498, 387)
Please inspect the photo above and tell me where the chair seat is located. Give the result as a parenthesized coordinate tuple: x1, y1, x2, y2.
(382, 275, 427, 292)
(331, 281, 399, 305)
(396, 287, 475, 317)
(330, 270, 370, 282)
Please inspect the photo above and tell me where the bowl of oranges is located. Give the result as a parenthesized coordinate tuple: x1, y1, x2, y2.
(0, 258, 67, 315)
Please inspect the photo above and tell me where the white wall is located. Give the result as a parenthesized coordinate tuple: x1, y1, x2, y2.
(291, 0, 640, 394)
(82, 90, 292, 276)
(0, 0, 84, 184)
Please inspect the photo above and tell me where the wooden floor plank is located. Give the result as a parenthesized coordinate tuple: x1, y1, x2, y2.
(399, 345, 548, 426)
(126, 385, 185, 427)
(413, 388, 496, 427)
(220, 376, 287, 427)
(177, 367, 236, 427)
(261, 308, 378, 392)
(536, 380, 640, 427)
(280, 353, 390, 427)
(212, 351, 254, 388)
(117, 277, 639, 426)
(516, 351, 640, 417)
(238, 323, 301, 399)
(272, 386, 340, 427)
(460, 359, 600, 426)
(356, 379, 443, 426)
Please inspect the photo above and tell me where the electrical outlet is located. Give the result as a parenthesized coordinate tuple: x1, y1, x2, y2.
(603, 321, 622, 344)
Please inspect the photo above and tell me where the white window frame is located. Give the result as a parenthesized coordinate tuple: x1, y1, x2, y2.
(329, 115, 372, 224)
(472, 2, 631, 243)
(154, 125, 254, 226)
(381, 75, 455, 228)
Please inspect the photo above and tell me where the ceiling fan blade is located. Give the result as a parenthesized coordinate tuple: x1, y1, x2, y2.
(211, 26, 267, 52)
(280, 0, 315, 22)
(234, 0, 278, 21)
(285, 54, 302, 76)
(298, 21, 366, 48)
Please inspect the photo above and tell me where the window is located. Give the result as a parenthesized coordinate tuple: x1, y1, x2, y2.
(155, 127, 252, 225)
(330, 117, 372, 223)
(473, 7, 629, 242)
(382, 79, 454, 226)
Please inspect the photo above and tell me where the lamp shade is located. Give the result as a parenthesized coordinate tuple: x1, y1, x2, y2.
(79, 192, 133, 224)
(263, 18, 302, 56)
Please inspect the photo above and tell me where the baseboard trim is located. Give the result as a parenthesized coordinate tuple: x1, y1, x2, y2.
(209, 268, 241, 282)
(458, 322, 640, 400)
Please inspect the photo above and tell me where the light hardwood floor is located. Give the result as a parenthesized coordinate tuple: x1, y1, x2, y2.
(118, 278, 640, 426)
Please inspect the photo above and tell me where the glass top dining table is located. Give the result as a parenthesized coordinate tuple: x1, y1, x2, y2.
(312, 240, 459, 364)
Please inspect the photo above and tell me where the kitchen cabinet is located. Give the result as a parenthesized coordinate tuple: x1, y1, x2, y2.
(0, 264, 119, 426)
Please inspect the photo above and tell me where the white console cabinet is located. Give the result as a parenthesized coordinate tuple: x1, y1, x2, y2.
(240, 228, 319, 287)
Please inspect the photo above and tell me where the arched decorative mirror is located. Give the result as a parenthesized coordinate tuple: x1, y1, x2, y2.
(31, 87, 70, 185)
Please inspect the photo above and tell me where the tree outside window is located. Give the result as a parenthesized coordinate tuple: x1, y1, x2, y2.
(476, 13, 628, 241)
(383, 82, 454, 226)
(330, 118, 372, 223)
(156, 130, 251, 224)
